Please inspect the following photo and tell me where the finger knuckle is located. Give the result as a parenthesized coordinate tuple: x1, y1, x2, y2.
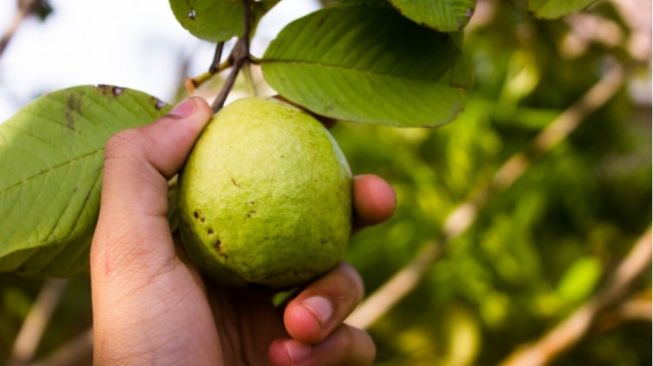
(338, 262, 365, 303)
(104, 129, 146, 160)
(362, 330, 376, 364)
(346, 327, 376, 365)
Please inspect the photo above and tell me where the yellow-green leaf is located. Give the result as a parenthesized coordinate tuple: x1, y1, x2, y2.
(0, 85, 170, 277)
(389, 0, 476, 32)
(528, 0, 596, 19)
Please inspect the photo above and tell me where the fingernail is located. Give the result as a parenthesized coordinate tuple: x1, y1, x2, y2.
(284, 340, 311, 363)
(169, 98, 196, 118)
(302, 296, 333, 327)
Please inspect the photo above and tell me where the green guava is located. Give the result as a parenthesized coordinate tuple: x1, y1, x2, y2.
(177, 97, 352, 289)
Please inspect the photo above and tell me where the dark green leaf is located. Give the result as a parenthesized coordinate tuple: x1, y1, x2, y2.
(262, 3, 473, 127)
(388, 0, 476, 32)
(0, 86, 170, 277)
(169, 0, 279, 42)
(528, 0, 596, 19)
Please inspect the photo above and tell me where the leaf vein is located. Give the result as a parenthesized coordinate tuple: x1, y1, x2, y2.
(0, 149, 103, 195)
(263, 60, 467, 87)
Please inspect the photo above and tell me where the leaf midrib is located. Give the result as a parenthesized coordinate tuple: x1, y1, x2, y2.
(0, 149, 103, 195)
(261, 59, 462, 86)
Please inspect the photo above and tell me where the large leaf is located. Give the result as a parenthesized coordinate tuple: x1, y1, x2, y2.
(169, 0, 279, 42)
(528, 0, 596, 19)
(0, 85, 170, 277)
(388, 0, 475, 32)
(261, 3, 472, 128)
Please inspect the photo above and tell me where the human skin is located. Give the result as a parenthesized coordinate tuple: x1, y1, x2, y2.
(90, 97, 396, 365)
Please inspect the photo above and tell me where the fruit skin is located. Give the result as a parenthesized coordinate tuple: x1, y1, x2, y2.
(177, 97, 352, 289)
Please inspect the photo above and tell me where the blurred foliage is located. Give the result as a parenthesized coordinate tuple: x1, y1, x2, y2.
(336, 1, 651, 365)
(0, 0, 650, 364)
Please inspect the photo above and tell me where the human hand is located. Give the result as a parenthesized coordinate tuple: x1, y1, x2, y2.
(90, 97, 396, 365)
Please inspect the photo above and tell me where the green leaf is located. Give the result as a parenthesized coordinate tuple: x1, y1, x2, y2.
(169, 0, 279, 42)
(261, 3, 472, 128)
(556, 256, 602, 305)
(388, 0, 475, 32)
(528, 0, 596, 19)
(0, 85, 170, 277)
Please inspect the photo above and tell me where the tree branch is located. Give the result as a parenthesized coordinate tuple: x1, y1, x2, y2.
(0, 0, 34, 59)
(27, 328, 93, 366)
(499, 228, 652, 366)
(211, 0, 252, 112)
(0, 0, 51, 60)
(8, 279, 69, 366)
(185, 59, 232, 94)
(346, 63, 625, 330)
(345, 241, 443, 328)
(594, 291, 652, 332)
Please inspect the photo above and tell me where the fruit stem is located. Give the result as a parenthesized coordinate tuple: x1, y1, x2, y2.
(211, 0, 252, 112)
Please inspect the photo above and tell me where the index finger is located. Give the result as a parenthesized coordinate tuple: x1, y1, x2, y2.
(283, 262, 364, 344)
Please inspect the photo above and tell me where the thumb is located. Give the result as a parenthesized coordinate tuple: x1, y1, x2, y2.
(100, 96, 212, 220)
(106, 96, 213, 180)
(90, 97, 223, 364)
(92, 96, 212, 277)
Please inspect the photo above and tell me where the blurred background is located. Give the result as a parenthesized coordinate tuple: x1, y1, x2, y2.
(0, 0, 650, 365)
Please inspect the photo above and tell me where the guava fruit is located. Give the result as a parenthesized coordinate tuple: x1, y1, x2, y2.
(177, 97, 352, 289)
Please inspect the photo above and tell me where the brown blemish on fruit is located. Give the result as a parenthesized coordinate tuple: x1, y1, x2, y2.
(207, 228, 214, 235)
(231, 177, 241, 188)
(214, 239, 228, 259)
(192, 209, 205, 222)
